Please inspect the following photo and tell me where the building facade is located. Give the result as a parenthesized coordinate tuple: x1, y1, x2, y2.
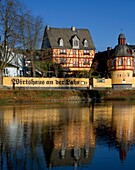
(92, 33, 134, 89)
(3, 52, 25, 77)
(41, 25, 95, 77)
(107, 33, 134, 89)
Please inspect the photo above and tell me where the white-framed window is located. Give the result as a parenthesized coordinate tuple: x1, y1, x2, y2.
(118, 58, 123, 66)
(72, 36, 79, 49)
(58, 38, 64, 46)
(74, 40, 79, 46)
(84, 50, 90, 55)
(83, 39, 88, 47)
(127, 58, 131, 66)
(60, 49, 66, 54)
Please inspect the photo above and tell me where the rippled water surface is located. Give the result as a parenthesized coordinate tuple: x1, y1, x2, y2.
(0, 101, 135, 170)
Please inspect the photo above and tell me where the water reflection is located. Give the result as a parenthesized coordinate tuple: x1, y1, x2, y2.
(0, 101, 135, 169)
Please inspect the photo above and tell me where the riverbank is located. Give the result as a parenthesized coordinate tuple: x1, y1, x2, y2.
(0, 89, 135, 104)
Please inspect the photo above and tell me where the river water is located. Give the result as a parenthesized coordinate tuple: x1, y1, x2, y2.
(0, 101, 135, 170)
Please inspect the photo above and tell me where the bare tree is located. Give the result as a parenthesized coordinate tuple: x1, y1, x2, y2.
(0, 0, 27, 85)
(19, 13, 44, 77)
(0, 0, 44, 85)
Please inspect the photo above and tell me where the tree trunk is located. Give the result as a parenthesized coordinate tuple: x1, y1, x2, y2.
(0, 69, 3, 86)
(30, 51, 36, 77)
(42, 71, 46, 77)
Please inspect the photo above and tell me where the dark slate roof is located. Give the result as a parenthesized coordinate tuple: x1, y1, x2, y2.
(113, 44, 132, 57)
(41, 26, 95, 50)
(129, 45, 135, 50)
(118, 33, 125, 39)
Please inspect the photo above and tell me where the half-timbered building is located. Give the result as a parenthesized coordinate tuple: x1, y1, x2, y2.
(92, 33, 134, 89)
(41, 25, 95, 77)
(107, 33, 134, 89)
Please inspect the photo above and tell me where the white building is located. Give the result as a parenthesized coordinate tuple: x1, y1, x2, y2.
(3, 52, 25, 77)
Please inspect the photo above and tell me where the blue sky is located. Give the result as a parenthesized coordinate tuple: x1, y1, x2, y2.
(22, 0, 135, 51)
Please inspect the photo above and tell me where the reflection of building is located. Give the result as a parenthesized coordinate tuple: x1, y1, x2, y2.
(112, 102, 134, 161)
(1, 104, 96, 169)
(43, 108, 96, 168)
(92, 101, 135, 161)
(2, 102, 135, 168)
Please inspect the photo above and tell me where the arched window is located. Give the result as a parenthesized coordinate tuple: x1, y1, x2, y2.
(83, 39, 88, 47)
(72, 35, 79, 49)
(58, 38, 64, 46)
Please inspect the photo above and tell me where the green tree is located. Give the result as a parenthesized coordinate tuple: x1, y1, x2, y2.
(35, 61, 63, 77)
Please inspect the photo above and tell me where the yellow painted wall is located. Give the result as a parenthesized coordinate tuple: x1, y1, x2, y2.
(132, 77, 135, 88)
(93, 78, 112, 88)
(3, 77, 89, 88)
(111, 70, 133, 85)
(4, 76, 135, 89)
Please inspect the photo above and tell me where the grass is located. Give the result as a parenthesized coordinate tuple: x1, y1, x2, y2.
(0, 89, 135, 104)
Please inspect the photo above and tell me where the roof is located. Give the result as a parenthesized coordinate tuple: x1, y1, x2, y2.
(113, 44, 132, 57)
(129, 45, 135, 50)
(41, 26, 95, 50)
(118, 33, 125, 39)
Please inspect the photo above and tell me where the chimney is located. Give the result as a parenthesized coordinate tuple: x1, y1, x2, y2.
(46, 25, 50, 30)
(71, 26, 76, 31)
(107, 47, 112, 51)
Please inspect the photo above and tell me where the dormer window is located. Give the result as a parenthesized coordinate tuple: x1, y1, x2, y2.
(58, 38, 64, 46)
(72, 35, 79, 49)
(83, 39, 88, 47)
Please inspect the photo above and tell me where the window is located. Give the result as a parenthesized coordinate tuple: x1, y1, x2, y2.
(58, 38, 64, 46)
(73, 50, 76, 54)
(112, 59, 115, 66)
(97, 78, 105, 83)
(73, 61, 78, 66)
(60, 49, 66, 54)
(4, 68, 8, 75)
(72, 35, 79, 49)
(60, 58, 66, 64)
(84, 58, 89, 65)
(84, 50, 90, 55)
(74, 40, 79, 46)
(127, 73, 130, 77)
(118, 58, 123, 66)
(83, 39, 88, 47)
(127, 58, 131, 66)
(117, 74, 121, 77)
